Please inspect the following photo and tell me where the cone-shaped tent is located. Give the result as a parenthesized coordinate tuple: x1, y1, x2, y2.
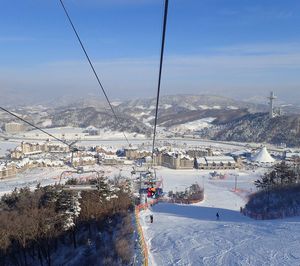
(251, 147, 275, 163)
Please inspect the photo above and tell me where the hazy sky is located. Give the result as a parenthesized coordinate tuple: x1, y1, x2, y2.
(1, 0, 300, 104)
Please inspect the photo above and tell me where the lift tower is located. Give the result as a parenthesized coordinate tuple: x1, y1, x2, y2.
(268, 91, 277, 118)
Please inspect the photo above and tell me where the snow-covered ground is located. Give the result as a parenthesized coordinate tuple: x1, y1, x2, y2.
(0, 164, 134, 197)
(0, 140, 19, 157)
(9, 127, 146, 141)
(139, 168, 300, 266)
(0, 167, 68, 196)
(2, 161, 299, 265)
(170, 118, 216, 133)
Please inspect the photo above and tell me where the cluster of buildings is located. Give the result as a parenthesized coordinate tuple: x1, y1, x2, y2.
(285, 151, 300, 162)
(0, 157, 64, 179)
(154, 152, 194, 169)
(0, 140, 243, 179)
(124, 146, 239, 170)
(0, 141, 70, 178)
(4, 122, 25, 134)
(195, 156, 238, 170)
(11, 141, 70, 159)
(83, 126, 100, 136)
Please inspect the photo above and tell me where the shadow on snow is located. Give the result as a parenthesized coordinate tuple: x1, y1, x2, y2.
(152, 203, 249, 223)
(152, 203, 300, 224)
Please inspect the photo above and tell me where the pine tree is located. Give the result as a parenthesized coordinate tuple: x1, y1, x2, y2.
(56, 191, 81, 231)
(255, 162, 298, 190)
(255, 172, 275, 190)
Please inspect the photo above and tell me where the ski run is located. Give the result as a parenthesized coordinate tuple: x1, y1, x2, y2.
(139, 168, 300, 266)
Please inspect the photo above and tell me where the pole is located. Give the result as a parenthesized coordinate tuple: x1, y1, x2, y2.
(139, 172, 142, 204)
(234, 174, 237, 191)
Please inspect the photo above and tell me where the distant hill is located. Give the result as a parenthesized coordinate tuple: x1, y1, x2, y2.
(3, 94, 300, 147)
(48, 106, 151, 135)
(118, 94, 267, 112)
(198, 113, 300, 147)
(117, 94, 266, 128)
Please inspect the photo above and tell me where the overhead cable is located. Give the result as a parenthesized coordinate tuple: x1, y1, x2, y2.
(59, 0, 130, 146)
(152, 0, 169, 160)
(0, 106, 70, 147)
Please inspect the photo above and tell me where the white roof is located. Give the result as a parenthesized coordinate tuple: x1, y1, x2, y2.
(251, 147, 275, 163)
(73, 156, 96, 162)
(35, 159, 64, 166)
(16, 158, 30, 168)
(181, 155, 193, 161)
(230, 149, 251, 157)
(104, 155, 118, 159)
(286, 152, 300, 159)
(196, 158, 207, 164)
(97, 146, 117, 152)
(145, 156, 152, 162)
(205, 156, 235, 163)
(85, 126, 98, 131)
(125, 146, 138, 151)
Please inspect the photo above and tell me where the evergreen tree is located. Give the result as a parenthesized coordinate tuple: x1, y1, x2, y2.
(255, 161, 298, 190)
(56, 191, 81, 231)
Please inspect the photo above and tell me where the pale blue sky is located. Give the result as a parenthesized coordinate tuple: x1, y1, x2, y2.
(1, 0, 300, 103)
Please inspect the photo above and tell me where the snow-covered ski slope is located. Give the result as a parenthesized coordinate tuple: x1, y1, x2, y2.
(139, 168, 300, 266)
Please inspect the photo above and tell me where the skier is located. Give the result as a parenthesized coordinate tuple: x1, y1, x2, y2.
(216, 212, 219, 220)
(150, 214, 153, 223)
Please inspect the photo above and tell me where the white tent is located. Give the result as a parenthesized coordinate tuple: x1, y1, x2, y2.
(251, 147, 275, 163)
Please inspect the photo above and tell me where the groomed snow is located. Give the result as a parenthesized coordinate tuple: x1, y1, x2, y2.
(139, 168, 300, 266)
(170, 118, 216, 132)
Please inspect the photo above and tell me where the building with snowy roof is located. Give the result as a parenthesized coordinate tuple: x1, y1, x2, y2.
(196, 156, 238, 170)
(124, 147, 138, 160)
(71, 156, 97, 167)
(251, 147, 275, 164)
(96, 146, 117, 155)
(83, 126, 99, 136)
(0, 162, 17, 179)
(229, 149, 252, 159)
(158, 152, 194, 169)
(101, 155, 125, 165)
(11, 141, 70, 159)
(285, 151, 300, 161)
(34, 159, 64, 167)
(124, 147, 152, 160)
(5, 122, 25, 133)
(187, 148, 212, 158)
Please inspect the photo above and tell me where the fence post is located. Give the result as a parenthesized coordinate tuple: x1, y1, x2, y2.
(135, 206, 149, 266)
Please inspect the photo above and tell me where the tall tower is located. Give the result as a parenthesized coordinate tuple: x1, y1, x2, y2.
(268, 91, 276, 118)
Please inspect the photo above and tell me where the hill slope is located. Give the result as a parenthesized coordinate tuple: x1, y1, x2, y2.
(199, 113, 300, 146)
(48, 107, 151, 135)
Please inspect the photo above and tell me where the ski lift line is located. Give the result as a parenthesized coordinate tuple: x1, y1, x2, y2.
(151, 0, 169, 160)
(0, 106, 70, 147)
(58, 0, 130, 146)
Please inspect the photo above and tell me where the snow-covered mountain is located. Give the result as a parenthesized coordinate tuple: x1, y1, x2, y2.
(198, 113, 300, 147)
(118, 94, 267, 113)
(48, 106, 151, 136)
(116, 94, 265, 130)
(2, 94, 300, 146)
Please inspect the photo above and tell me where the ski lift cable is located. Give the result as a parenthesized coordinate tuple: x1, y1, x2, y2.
(151, 0, 169, 159)
(59, 0, 130, 146)
(0, 106, 70, 147)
